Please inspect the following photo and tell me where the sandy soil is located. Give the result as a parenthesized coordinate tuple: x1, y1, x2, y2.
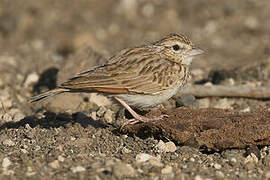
(1, 0, 270, 179)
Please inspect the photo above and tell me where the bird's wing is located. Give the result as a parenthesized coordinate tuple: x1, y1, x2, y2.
(60, 47, 184, 95)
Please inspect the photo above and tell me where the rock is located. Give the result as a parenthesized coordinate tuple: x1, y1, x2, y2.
(136, 153, 155, 163)
(136, 153, 163, 167)
(198, 98, 210, 108)
(156, 140, 177, 153)
(194, 175, 203, 180)
(112, 163, 136, 178)
(179, 94, 198, 108)
(21, 149, 28, 154)
(26, 166, 36, 176)
(103, 109, 114, 123)
(90, 93, 112, 107)
(96, 106, 107, 117)
(71, 166, 86, 173)
(2, 157, 12, 169)
(216, 171, 224, 178)
(58, 155, 65, 162)
(3, 139, 15, 146)
(244, 153, 258, 164)
(2, 113, 12, 122)
(214, 163, 222, 169)
(122, 147, 132, 154)
(24, 73, 39, 87)
(12, 112, 25, 122)
(161, 165, 173, 174)
(214, 98, 233, 109)
(49, 160, 60, 169)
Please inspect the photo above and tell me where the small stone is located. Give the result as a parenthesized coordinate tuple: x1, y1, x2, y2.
(24, 73, 39, 87)
(49, 160, 60, 169)
(122, 147, 132, 154)
(21, 149, 28, 154)
(245, 153, 258, 164)
(12, 112, 25, 122)
(26, 166, 36, 176)
(90, 93, 112, 107)
(198, 98, 210, 108)
(112, 163, 136, 178)
(230, 158, 237, 165)
(156, 140, 177, 153)
(96, 106, 107, 117)
(136, 153, 154, 163)
(2, 157, 12, 169)
(71, 166, 86, 173)
(2, 113, 12, 122)
(3, 139, 15, 146)
(136, 153, 163, 167)
(216, 171, 224, 178)
(214, 163, 222, 169)
(189, 157, 195, 162)
(58, 155, 65, 162)
(103, 109, 114, 123)
(214, 98, 233, 109)
(194, 175, 203, 180)
(161, 165, 173, 174)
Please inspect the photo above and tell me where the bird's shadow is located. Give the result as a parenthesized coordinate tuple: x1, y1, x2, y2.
(0, 110, 108, 131)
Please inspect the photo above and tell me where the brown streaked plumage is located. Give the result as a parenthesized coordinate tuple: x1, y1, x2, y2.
(30, 33, 204, 126)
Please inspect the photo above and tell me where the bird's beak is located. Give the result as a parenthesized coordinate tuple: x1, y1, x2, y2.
(186, 46, 205, 56)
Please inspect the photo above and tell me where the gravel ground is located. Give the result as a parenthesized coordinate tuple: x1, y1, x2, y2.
(1, 0, 270, 179)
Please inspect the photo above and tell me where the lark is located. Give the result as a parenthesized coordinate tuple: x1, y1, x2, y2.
(30, 34, 204, 125)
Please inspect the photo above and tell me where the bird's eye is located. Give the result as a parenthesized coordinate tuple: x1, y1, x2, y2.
(172, 44, 180, 51)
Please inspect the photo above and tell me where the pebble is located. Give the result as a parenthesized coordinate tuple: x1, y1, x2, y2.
(214, 98, 233, 109)
(21, 149, 28, 154)
(161, 165, 173, 174)
(244, 153, 258, 164)
(71, 166, 86, 173)
(194, 175, 203, 180)
(214, 163, 222, 169)
(156, 140, 177, 153)
(2, 157, 12, 169)
(90, 93, 112, 107)
(26, 166, 36, 176)
(49, 160, 60, 169)
(216, 171, 224, 178)
(3, 139, 15, 146)
(96, 106, 107, 117)
(112, 163, 136, 178)
(136, 153, 163, 167)
(24, 73, 39, 87)
(58, 155, 65, 162)
(136, 153, 154, 163)
(103, 109, 114, 123)
(198, 98, 210, 108)
(122, 147, 132, 154)
(12, 112, 25, 122)
(2, 113, 12, 122)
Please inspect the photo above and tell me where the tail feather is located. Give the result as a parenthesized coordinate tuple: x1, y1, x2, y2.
(29, 88, 70, 103)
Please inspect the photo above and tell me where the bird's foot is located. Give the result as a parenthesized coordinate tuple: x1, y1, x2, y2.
(120, 114, 168, 130)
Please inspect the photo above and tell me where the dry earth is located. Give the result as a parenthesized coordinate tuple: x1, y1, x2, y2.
(1, 0, 270, 179)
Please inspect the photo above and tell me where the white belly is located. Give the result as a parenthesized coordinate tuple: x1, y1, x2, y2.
(115, 86, 181, 108)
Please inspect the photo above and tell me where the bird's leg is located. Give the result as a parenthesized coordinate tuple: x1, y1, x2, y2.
(114, 97, 167, 127)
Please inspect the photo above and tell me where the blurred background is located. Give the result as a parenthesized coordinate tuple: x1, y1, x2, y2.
(1, 0, 269, 71)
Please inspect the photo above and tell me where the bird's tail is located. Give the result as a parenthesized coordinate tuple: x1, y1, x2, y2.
(29, 88, 70, 103)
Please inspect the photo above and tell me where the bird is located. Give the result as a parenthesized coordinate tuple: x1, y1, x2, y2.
(30, 33, 204, 126)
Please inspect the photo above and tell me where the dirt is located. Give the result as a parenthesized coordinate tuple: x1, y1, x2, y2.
(1, 0, 270, 179)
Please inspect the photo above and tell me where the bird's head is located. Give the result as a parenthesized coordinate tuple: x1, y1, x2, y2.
(154, 33, 204, 66)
